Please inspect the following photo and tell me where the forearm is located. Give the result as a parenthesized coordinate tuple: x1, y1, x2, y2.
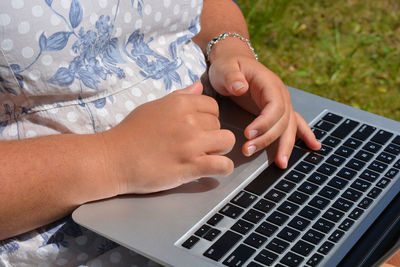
(0, 133, 114, 240)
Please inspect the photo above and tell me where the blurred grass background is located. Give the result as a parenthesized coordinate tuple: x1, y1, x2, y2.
(237, 0, 400, 121)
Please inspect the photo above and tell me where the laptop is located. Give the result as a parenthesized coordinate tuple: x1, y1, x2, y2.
(72, 85, 400, 267)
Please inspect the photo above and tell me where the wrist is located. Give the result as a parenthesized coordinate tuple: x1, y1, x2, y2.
(207, 33, 258, 64)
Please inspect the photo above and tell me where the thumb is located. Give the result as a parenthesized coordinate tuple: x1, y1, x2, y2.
(209, 62, 249, 96)
(174, 80, 203, 95)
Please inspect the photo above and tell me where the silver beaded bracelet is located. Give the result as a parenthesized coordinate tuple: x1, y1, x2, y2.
(206, 32, 258, 62)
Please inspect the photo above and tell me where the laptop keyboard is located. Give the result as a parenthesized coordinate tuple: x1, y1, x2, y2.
(180, 112, 400, 267)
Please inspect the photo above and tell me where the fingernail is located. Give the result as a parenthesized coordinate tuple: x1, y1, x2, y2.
(248, 130, 258, 139)
(232, 81, 245, 92)
(247, 145, 256, 156)
(282, 155, 288, 168)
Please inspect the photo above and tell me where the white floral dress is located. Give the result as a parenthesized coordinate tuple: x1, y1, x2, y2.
(0, 0, 206, 266)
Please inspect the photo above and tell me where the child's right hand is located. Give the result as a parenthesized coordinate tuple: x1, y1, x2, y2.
(99, 81, 235, 195)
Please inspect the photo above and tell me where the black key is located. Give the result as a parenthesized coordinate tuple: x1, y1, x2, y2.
(278, 227, 300, 242)
(307, 253, 324, 266)
(369, 160, 388, 173)
(207, 214, 224, 226)
(182, 236, 199, 249)
(323, 208, 344, 223)
(386, 168, 399, 179)
(278, 201, 300, 215)
(313, 128, 327, 140)
(264, 189, 286, 203)
(333, 198, 353, 212)
(244, 233, 267, 249)
(316, 144, 333, 156)
(394, 159, 400, 169)
(377, 152, 395, 164)
(243, 209, 264, 223)
(254, 250, 278, 266)
(371, 130, 393, 145)
(384, 143, 400, 156)
(329, 229, 345, 242)
(323, 112, 343, 124)
(288, 216, 311, 231)
(358, 197, 374, 209)
(266, 238, 290, 254)
(349, 208, 364, 220)
(305, 153, 324, 165)
(327, 154, 346, 166)
(328, 177, 348, 190)
(351, 179, 372, 192)
(352, 124, 376, 141)
(223, 244, 255, 267)
(204, 228, 221, 241)
(280, 252, 304, 267)
(247, 262, 263, 267)
(232, 191, 257, 208)
(323, 136, 341, 147)
(267, 211, 289, 226)
(203, 230, 242, 261)
(245, 147, 306, 195)
(363, 141, 382, 153)
(313, 218, 335, 233)
(342, 188, 362, 202)
(256, 222, 279, 237)
(195, 224, 211, 237)
(346, 159, 366, 171)
(317, 163, 337, 176)
(308, 172, 329, 185)
(318, 241, 335, 255)
(309, 196, 330, 210)
(331, 119, 359, 139)
(292, 240, 315, 257)
(231, 219, 254, 235)
(288, 191, 309, 205)
(335, 146, 355, 157)
(295, 161, 315, 174)
(337, 167, 357, 180)
(376, 178, 391, 189)
(254, 199, 275, 213)
(276, 179, 296, 193)
(285, 170, 306, 183)
(394, 135, 400, 145)
(315, 120, 335, 132)
(344, 138, 362, 149)
(319, 186, 339, 199)
(360, 169, 380, 182)
(220, 204, 244, 219)
(339, 218, 355, 231)
(355, 150, 374, 162)
(303, 229, 324, 245)
(299, 206, 321, 220)
(299, 181, 319, 195)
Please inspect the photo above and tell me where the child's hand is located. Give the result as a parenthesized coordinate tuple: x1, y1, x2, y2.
(99, 81, 235, 195)
(209, 50, 321, 169)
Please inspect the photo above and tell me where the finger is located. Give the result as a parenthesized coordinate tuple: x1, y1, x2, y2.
(274, 112, 298, 169)
(209, 61, 249, 96)
(174, 80, 203, 95)
(201, 129, 236, 155)
(183, 113, 221, 131)
(295, 112, 322, 150)
(191, 155, 234, 178)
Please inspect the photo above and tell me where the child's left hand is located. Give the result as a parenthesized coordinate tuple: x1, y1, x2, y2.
(208, 42, 321, 169)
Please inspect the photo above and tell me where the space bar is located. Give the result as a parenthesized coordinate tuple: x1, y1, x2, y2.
(245, 146, 307, 196)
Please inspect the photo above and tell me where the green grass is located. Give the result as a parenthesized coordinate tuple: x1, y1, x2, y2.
(237, 0, 400, 121)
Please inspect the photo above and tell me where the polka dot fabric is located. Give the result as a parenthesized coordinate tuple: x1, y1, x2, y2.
(0, 0, 205, 266)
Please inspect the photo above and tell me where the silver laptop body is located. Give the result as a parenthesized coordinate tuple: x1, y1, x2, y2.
(73, 86, 400, 267)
